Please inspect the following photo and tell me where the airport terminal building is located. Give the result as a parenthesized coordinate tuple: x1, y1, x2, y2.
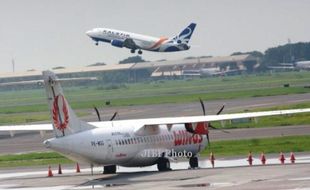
(0, 54, 260, 87)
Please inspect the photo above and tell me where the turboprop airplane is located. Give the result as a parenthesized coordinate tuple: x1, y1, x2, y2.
(86, 23, 196, 54)
(1, 71, 310, 174)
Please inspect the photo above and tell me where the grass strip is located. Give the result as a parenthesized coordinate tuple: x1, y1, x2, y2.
(0, 152, 73, 168)
(1, 86, 309, 114)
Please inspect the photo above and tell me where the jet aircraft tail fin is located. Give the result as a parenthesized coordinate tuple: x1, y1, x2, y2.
(171, 23, 196, 44)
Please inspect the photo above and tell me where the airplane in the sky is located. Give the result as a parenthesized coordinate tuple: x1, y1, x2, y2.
(1, 71, 310, 174)
(86, 23, 197, 54)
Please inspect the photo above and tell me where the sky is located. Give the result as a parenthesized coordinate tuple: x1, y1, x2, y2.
(0, 0, 310, 72)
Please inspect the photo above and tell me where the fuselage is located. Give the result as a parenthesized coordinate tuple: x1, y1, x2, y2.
(45, 121, 207, 167)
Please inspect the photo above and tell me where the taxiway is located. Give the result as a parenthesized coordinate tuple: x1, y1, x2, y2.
(0, 155, 309, 190)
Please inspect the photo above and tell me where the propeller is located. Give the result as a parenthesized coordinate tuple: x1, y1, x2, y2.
(198, 98, 210, 145)
(93, 106, 118, 121)
(198, 98, 229, 147)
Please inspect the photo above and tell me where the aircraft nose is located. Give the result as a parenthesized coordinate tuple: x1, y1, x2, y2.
(86, 30, 94, 37)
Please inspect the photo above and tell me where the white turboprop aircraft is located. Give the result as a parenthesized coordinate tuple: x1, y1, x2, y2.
(86, 23, 196, 54)
(1, 71, 310, 174)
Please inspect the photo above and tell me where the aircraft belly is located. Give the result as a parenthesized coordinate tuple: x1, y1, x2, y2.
(118, 148, 160, 167)
(117, 142, 174, 167)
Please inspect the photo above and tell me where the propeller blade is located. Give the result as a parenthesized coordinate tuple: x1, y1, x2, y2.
(216, 104, 225, 115)
(208, 123, 219, 130)
(219, 129, 230, 134)
(209, 123, 230, 133)
(206, 133, 210, 146)
(199, 98, 206, 116)
(110, 111, 118, 121)
(93, 106, 101, 121)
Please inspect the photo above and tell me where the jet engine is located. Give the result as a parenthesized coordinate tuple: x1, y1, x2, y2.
(111, 39, 124, 48)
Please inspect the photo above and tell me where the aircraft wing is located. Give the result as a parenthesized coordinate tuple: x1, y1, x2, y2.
(0, 124, 53, 137)
(1, 108, 309, 135)
(135, 108, 310, 127)
(0, 124, 53, 131)
(123, 38, 139, 49)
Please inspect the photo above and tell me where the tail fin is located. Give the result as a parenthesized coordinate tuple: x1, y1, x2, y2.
(172, 23, 196, 44)
(43, 71, 95, 138)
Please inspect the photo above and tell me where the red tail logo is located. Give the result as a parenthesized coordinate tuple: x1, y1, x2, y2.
(52, 95, 69, 134)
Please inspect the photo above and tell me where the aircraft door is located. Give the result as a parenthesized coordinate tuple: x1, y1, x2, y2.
(105, 139, 113, 160)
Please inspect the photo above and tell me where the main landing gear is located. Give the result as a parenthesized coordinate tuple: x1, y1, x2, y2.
(103, 165, 116, 174)
(130, 49, 143, 54)
(189, 156, 199, 169)
(157, 157, 171, 171)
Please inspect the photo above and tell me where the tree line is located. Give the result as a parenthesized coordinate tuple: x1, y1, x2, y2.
(232, 42, 310, 70)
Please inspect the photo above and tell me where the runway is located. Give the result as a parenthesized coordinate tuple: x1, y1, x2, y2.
(0, 93, 310, 154)
(81, 93, 310, 120)
(1, 155, 310, 190)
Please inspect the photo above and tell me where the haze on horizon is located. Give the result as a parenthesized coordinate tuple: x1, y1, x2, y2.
(0, 0, 309, 72)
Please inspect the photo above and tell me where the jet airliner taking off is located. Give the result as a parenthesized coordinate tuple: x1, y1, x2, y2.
(1, 71, 310, 173)
(86, 23, 197, 54)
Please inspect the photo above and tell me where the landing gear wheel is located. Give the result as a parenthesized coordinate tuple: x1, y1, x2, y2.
(189, 156, 199, 169)
(138, 50, 143, 55)
(157, 157, 171, 171)
(103, 165, 116, 174)
(130, 49, 135, 53)
(95, 42, 99, 46)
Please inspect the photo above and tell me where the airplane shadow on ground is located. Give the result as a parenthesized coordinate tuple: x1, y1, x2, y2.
(81, 169, 201, 187)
